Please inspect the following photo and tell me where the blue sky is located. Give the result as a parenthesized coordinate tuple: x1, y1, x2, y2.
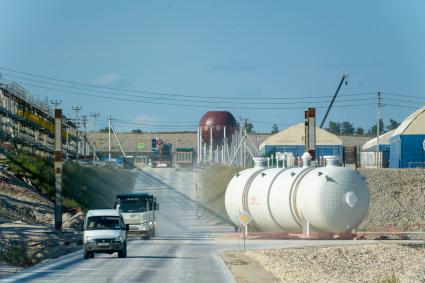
(1, 0, 424, 133)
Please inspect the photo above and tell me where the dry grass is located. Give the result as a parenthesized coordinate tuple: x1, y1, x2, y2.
(196, 165, 243, 223)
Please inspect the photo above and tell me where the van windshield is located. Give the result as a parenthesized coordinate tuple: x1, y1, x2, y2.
(85, 216, 122, 230)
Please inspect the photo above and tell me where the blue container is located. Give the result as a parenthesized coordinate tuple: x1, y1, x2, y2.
(263, 145, 343, 161)
(390, 134, 425, 168)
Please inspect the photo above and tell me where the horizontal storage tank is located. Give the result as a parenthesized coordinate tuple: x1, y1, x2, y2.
(225, 155, 370, 234)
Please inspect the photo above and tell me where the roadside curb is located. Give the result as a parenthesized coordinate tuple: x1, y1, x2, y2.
(220, 251, 278, 283)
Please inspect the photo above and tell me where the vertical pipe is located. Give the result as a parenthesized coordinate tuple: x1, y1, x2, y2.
(203, 142, 206, 163)
(376, 92, 381, 168)
(223, 126, 226, 164)
(93, 116, 96, 164)
(199, 127, 202, 163)
(239, 129, 245, 167)
(54, 109, 62, 230)
(209, 125, 213, 162)
(197, 127, 200, 164)
(216, 145, 219, 163)
(276, 154, 279, 168)
(108, 116, 111, 164)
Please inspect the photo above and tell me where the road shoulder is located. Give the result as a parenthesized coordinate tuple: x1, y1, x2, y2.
(220, 251, 278, 283)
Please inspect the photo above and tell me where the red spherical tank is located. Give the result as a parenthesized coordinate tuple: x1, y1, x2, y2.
(199, 111, 237, 145)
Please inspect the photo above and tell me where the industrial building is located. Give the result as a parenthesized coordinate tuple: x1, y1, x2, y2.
(360, 130, 394, 168)
(259, 123, 343, 161)
(0, 81, 80, 157)
(389, 105, 425, 168)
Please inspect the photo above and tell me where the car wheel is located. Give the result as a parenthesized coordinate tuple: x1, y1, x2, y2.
(118, 244, 127, 258)
(84, 250, 90, 259)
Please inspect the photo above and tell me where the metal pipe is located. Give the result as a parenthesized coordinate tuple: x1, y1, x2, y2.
(210, 125, 213, 162)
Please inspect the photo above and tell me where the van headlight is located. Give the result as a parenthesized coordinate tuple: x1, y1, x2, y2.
(85, 237, 94, 243)
(114, 236, 123, 243)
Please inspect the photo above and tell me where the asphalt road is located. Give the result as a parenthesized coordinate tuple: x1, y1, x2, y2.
(2, 167, 236, 283)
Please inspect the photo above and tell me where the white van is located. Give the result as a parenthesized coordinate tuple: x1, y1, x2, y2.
(83, 209, 128, 259)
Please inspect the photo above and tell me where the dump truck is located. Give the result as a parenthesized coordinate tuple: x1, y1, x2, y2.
(149, 137, 172, 168)
(114, 193, 159, 239)
(175, 147, 195, 169)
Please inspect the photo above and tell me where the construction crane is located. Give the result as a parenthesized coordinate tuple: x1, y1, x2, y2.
(319, 74, 348, 128)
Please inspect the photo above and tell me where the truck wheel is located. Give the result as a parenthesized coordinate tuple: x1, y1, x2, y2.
(84, 249, 92, 259)
(118, 243, 127, 258)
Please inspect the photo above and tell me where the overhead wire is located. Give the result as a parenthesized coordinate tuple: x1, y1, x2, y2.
(1, 72, 379, 105)
(0, 66, 379, 101)
(2, 66, 424, 133)
(2, 80, 378, 110)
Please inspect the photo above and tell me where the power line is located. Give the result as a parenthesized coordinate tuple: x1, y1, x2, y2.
(385, 104, 419, 109)
(0, 66, 376, 101)
(383, 91, 425, 100)
(4, 80, 378, 110)
(2, 74, 379, 106)
(383, 97, 425, 105)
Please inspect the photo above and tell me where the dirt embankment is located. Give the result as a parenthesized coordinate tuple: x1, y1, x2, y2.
(358, 168, 425, 233)
(195, 165, 242, 225)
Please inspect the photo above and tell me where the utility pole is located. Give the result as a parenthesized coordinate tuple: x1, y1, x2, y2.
(376, 92, 382, 168)
(91, 112, 100, 165)
(72, 106, 82, 161)
(64, 118, 69, 160)
(50, 100, 62, 108)
(54, 108, 63, 230)
(108, 116, 112, 164)
(82, 115, 88, 158)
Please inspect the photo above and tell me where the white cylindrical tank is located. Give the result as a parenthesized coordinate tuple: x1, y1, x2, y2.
(224, 156, 369, 233)
(295, 164, 369, 233)
(224, 158, 267, 227)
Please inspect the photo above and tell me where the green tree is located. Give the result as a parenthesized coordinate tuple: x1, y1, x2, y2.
(271, 124, 279, 134)
(245, 122, 254, 133)
(355, 127, 365, 135)
(132, 129, 143, 134)
(99, 127, 109, 133)
(386, 119, 400, 131)
(340, 121, 354, 135)
(367, 119, 385, 136)
(327, 121, 341, 135)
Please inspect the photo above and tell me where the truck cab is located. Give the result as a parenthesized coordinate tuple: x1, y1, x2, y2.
(114, 193, 159, 239)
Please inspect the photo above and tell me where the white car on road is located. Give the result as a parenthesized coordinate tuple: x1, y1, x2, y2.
(83, 209, 128, 259)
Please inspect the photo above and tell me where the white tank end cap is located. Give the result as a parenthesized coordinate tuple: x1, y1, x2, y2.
(344, 191, 358, 208)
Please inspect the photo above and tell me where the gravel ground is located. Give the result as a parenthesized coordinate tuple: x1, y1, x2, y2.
(0, 183, 53, 225)
(246, 243, 425, 283)
(0, 170, 83, 270)
(358, 169, 425, 233)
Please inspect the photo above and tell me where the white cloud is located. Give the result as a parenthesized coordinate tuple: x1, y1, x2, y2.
(92, 73, 133, 87)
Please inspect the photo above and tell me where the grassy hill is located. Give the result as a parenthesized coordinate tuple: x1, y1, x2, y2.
(6, 153, 136, 211)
